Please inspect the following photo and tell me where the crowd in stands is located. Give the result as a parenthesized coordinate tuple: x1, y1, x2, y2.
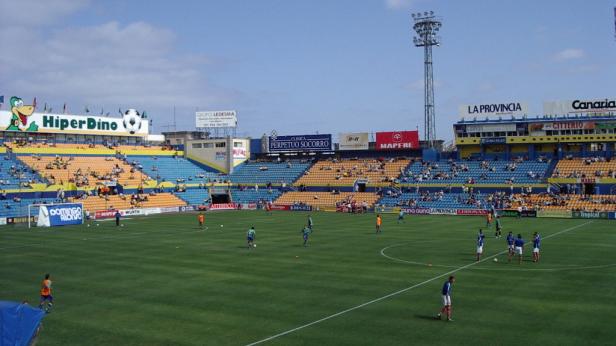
(552, 156, 616, 178)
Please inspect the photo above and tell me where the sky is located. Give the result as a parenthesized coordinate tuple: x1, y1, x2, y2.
(1, 0, 615, 142)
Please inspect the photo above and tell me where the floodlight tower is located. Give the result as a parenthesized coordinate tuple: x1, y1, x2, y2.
(412, 11, 441, 149)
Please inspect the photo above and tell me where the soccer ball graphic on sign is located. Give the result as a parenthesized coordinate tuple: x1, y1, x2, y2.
(122, 109, 142, 134)
(393, 132, 402, 142)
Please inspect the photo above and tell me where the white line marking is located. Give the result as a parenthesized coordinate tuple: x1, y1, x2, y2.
(246, 220, 594, 345)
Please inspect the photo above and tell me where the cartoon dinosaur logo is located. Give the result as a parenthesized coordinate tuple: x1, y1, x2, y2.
(7, 96, 38, 132)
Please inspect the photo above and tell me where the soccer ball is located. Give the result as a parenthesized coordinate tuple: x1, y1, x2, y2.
(493, 258, 498, 262)
(121, 224, 124, 227)
(253, 244, 257, 247)
(220, 224, 224, 228)
(87, 224, 90, 227)
(122, 109, 142, 134)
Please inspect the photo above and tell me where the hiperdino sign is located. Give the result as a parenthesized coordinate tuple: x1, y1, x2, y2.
(0, 110, 149, 136)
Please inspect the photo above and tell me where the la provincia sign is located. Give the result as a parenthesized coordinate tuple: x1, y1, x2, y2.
(459, 102, 528, 118)
(544, 98, 616, 115)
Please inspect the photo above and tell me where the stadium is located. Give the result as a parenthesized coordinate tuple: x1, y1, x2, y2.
(1, 1, 615, 346)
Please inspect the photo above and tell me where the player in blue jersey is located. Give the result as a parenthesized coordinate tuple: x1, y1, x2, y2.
(476, 229, 485, 261)
(514, 234, 525, 264)
(532, 232, 541, 263)
(436, 275, 455, 321)
(506, 231, 515, 262)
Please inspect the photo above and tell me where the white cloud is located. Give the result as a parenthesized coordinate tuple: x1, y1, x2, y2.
(0, 3, 238, 130)
(0, 0, 90, 27)
(553, 48, 586, 61)
(385, 0, 413, 10)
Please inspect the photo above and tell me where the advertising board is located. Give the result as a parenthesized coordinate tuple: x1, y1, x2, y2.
(268, 134, 332, 152)
(375, 131, 419, 150)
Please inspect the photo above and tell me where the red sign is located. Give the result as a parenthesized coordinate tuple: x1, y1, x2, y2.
(375, 131, 419, 150)
(94, 210, 118, 219)
(270, 204, 291, 211)
(208, 203, 238, 210)
(456, 209, 489, 215)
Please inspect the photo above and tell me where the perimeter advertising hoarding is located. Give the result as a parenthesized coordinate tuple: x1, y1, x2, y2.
(375, 131, 419, 150)
(196, 111, 238, 128)
(536, 210, 572, 218)
(268, 134, 332, 152)
(339, 132, 369, 151)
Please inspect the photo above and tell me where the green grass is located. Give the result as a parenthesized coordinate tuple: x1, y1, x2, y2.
(1, 211, 616, 345)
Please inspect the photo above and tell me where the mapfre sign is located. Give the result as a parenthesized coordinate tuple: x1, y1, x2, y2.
(375, 131, 419, 150)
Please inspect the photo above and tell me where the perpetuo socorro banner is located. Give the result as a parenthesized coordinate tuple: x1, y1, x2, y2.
(268, 134, 332, 152)
(339, 132, 369, 151)
(375, 131, 419, 150)
(37, 203, 83, 227)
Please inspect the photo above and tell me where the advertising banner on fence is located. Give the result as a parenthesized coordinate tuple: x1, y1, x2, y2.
(339, 132, 369, 151)
(196, 110, 237, 128)
(536, 210, 572, 218)
(271, 204, 291, 211)
(456, 209, 489, 215)
(499, 210, 536, 217)
(459, 102, 529, 118)
(544, 98, 616, 116)
(37, 203, 83, 227)
(0, 217, 6, 226)
(94, 210, 117, 219)
(571, 211, 609, 219)
(429, 208, 457, 215)
(401, 208, 431, 215)
(375, 131, 419, 150)
(480, 137, 507, 145)
(209, 203, 238, 210)
(290, 205, 312, 212)
(268, 134, 332, 152)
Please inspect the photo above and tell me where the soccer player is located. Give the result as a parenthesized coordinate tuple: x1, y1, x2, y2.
(436, 275, 455, 321)
(476, 229, 485, 261)
(38, 273, 53, 313)
(514, 234, 525, 264)
(397, 209, 405, 224)
(495, 215, 502, 238)
(197, 212, 205, 229)
(301, 225, 311, 247)
(506, 231, 515, 262)
(485, 212, 492, 228)
(247, 226, 256, 249)
(115, 210, 121, 227)
(307, 215, 314, 230)
(376, 214, 382, 234)
(532, 232, 541, 263)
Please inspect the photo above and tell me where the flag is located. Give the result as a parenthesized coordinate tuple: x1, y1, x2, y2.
(106, 112, 110, 116)
(118, 107, 122, 115)
(85, 106, 90, 113)
(0, 95, 4, 104)
(44, 103, 48, 112)
(33, 97, 37, 110)
(100, 108, 104, 115)
(63, 103, 67, 114)
(142, 111, 147, 119)
(48, 107, 53, 113)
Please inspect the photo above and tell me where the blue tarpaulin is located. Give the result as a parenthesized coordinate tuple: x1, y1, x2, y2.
(0, 301, 45, 346)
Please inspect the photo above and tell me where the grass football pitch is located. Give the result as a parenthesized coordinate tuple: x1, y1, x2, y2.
(1, 211, 615, 345)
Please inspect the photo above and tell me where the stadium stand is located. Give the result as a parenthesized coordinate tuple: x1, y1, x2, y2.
(231, 188, 281, 203)
(71, 192, 186, 212)
(230, 161, 311, 184)
(402, 158, 549, 184)
(275, 191, 380, 208)
(511, 193, 616, 212)
(0, 156, 44, 189)
(378, 192, 489, 209)
(174, 189, 210, 206)
(295, 158, 410, 186)
(552, 157, 616, 178)
(126, 156, 225, 183)
(19, 155, 150, 187)
(0, 198, 58, 218)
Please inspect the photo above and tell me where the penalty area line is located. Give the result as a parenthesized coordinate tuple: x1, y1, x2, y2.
(245, 220, 594, 345)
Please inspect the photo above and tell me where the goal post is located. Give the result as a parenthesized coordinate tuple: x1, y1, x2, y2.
(28, 202, 85, 228)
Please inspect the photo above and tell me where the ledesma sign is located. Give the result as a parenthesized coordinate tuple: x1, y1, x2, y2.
(0, 96, 148, 136)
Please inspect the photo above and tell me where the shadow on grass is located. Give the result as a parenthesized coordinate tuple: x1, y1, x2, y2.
(415, 314, 439, 321)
